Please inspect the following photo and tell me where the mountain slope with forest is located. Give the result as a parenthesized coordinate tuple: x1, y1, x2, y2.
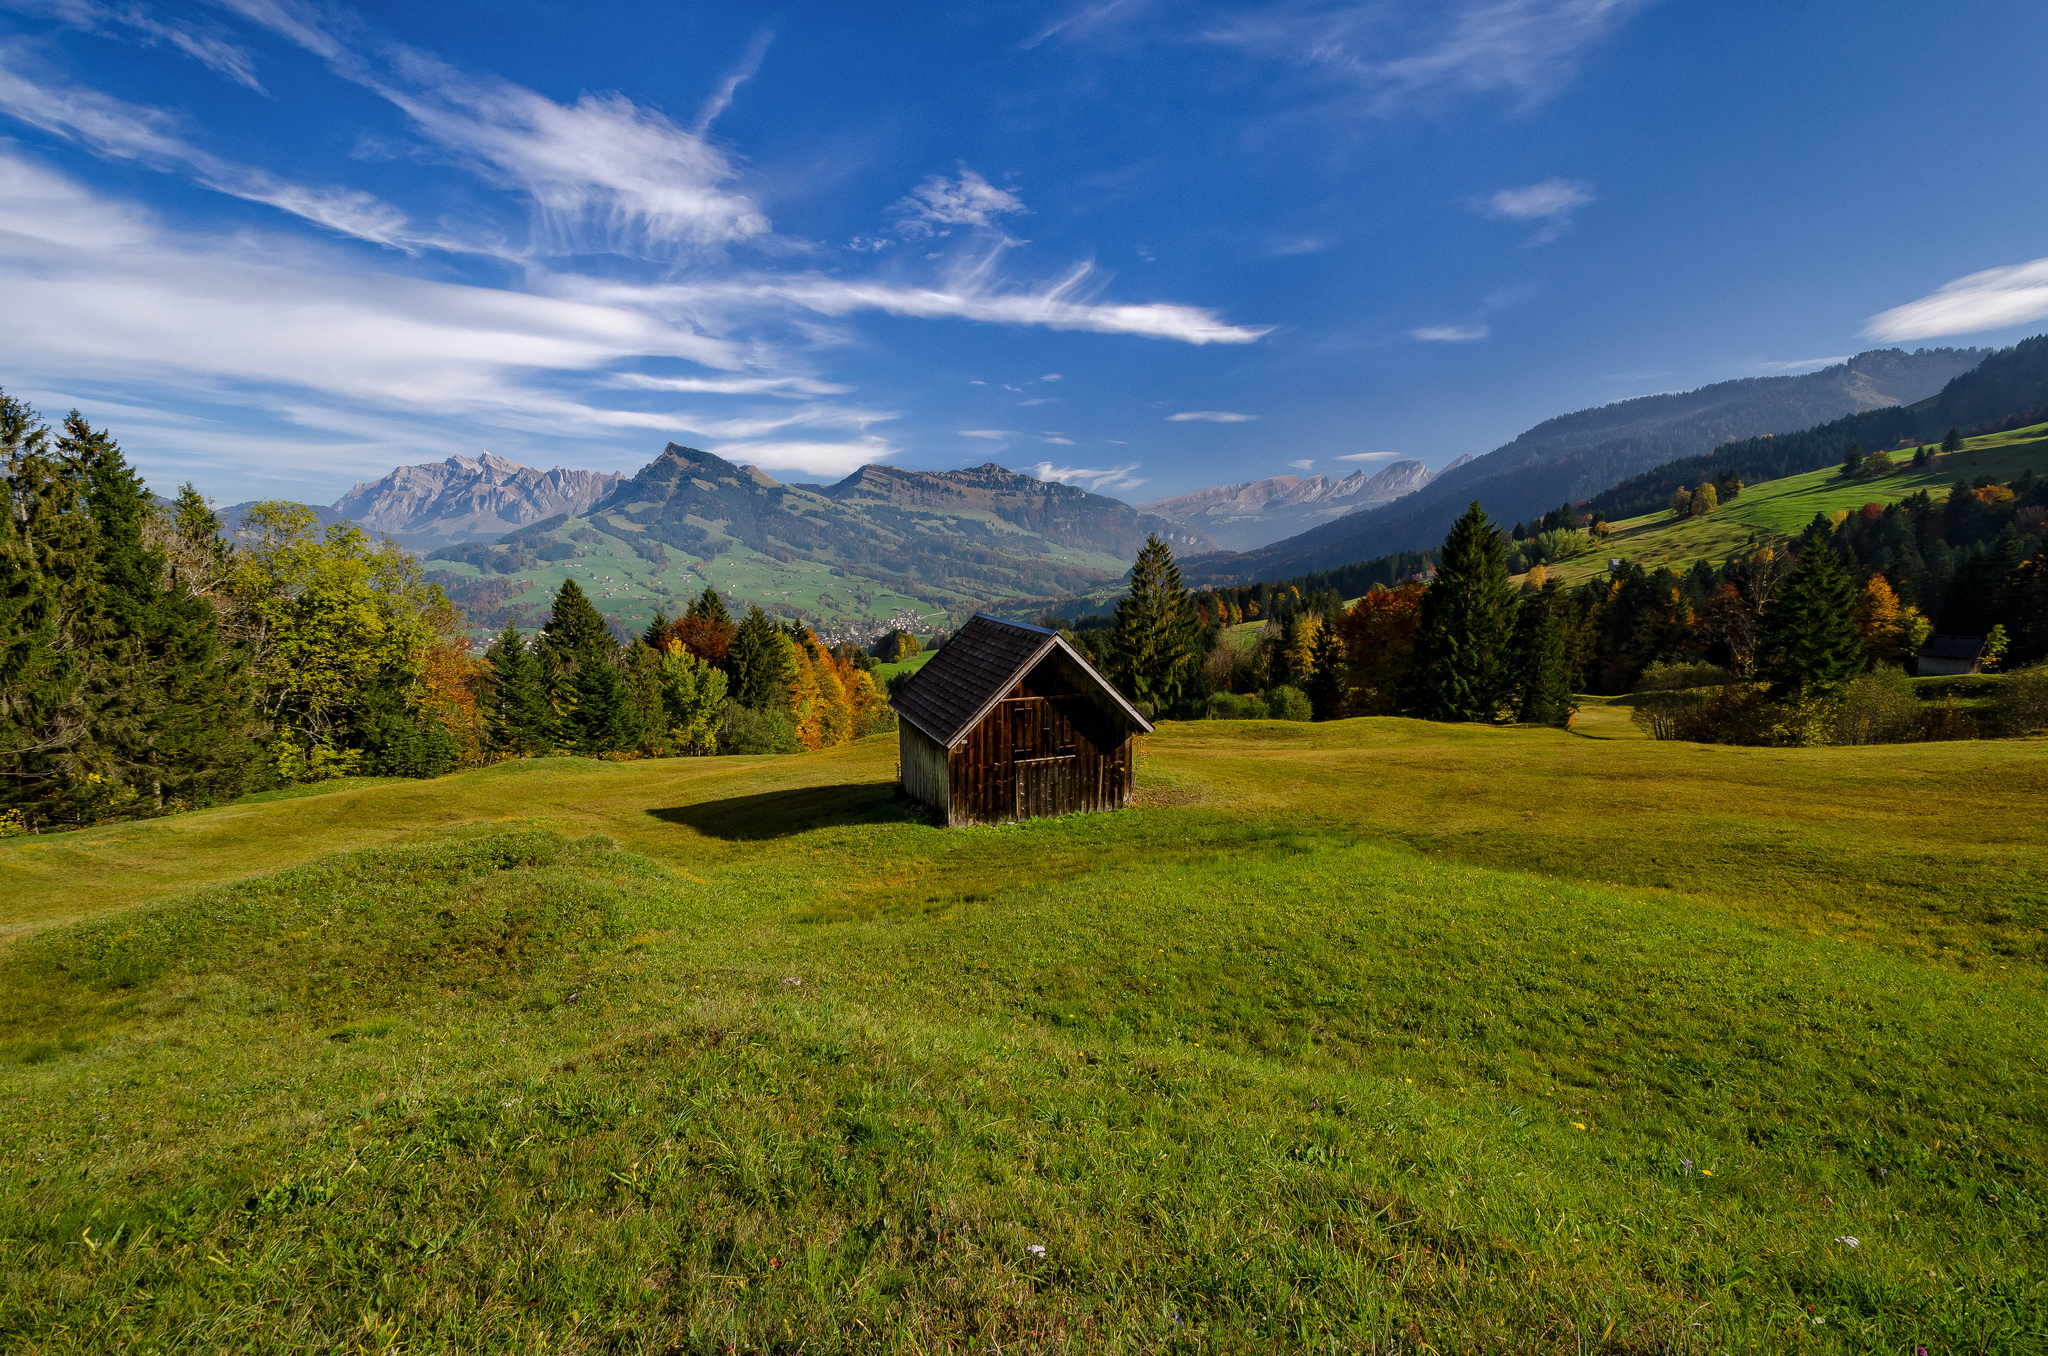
(1181, 346, 1987, 585)
(1137, 456, 1458, 551)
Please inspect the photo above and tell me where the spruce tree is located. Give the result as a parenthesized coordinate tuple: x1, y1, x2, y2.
(1411, 502, 1517, 722)
(1511, 587, 1573, 727)
(686, 586, 732, 627)
(570, 658, 639, 754)
(538, 579, 615, 668)
(1109, 533, 1198, 714)
(729, 606, 795, 711)
(1757, 541, 1862, 696)
(641, 611, 670, 649)
(1941, 427, 1963, 454)
(484, 624, 551, 754)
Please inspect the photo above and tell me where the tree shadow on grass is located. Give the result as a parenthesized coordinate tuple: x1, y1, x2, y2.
(649, 780, 934, 841)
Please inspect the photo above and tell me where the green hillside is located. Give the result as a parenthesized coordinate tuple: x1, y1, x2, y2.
(1540, 422, 2048, 587)
(4, 723, 2044, 1350)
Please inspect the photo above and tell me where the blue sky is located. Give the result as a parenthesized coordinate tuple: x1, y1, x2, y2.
(3, 0, 2047, 507)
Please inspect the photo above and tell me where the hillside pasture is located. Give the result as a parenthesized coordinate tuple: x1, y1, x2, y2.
(1, 722, 2044, 1352)
(1541, 423, 2048, 586)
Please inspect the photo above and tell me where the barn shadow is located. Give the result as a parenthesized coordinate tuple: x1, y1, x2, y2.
(649, 779, 931, 841)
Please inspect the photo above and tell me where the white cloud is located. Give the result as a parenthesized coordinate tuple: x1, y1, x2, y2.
(692, 27, 772, 134)
(1018, 396, 1058, 406)
(1865, 258, 2048, 340)
(1481, 178, 1592, 220)
(1412, 323, 1489, 341)
(1029, 461, 1145, 494)
(1043, 435, 1077, 445)
(893, 168, 1026, 239)
(1748, 356, 1852, 374)
(1167, 410, 1257, 422)
(14, 0, 265, 91)
(958, 429, 1015, 439)
(1268, 235, 1334, 257)
(1336, 451, 1402, 461)
(1287, 458, 1314, 469)
(1041, 372, 1063, 381)
(706, 435, 896, 479)
(610, 373, 852, 397)
(1204, 0, 1654, 114)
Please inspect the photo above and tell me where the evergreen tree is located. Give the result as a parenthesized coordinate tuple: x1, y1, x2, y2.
(1511, 586, 1574, 727)
(538, 579, 615, 669)
(1840, 443, 1864, 478)
(1109, 533, 1199, 713)
(1756, 542, 1862, 696)
(1411, 502, 1517, 722)
(569, 657, 639, 754)
(70, 415, 255, 810)
(686, 586, 732, 628)
(640, 611, 670, 649)
(484, 624, 551, 754)
(1941, 427, 1963, 454)
(729, 606, 796, 711)
(0, 395, 99, 820)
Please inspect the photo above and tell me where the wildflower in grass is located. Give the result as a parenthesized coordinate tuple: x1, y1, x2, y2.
(1700, 1168, 1713, 1176)
(1572, 1122, 1586, 1130)
(1834, 1236, 1859, 1249)
(1681, 1159, 1693, 1174)
(1026, 1244, 1046, 1258)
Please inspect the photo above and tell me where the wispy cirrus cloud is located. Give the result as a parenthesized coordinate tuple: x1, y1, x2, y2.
(1167, 409, 1257, 422)
(1748, 355, 1851, 374)
(1286, 458, 1313, 469)
(1030, 460, 1145, 493)
(892, 168, 1026, 239)
(1412, 323, 1488, 341)
(1865, 258, 2048, 341)
(7, 0, 265, 90)
(958, 429, 1016, 439)
(1201, 0, 1654, 115)
(1474, 176, 1592, 244)
(1335, 450, 1401, 460)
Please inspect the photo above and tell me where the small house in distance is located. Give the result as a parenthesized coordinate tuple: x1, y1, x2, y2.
(890, 615, 1153, 826)
(1917, 634, 1986, 676)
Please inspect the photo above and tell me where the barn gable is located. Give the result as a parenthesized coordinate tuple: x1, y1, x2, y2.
(890, 615, 1153, 826)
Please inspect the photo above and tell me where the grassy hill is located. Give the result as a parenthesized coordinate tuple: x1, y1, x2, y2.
(3, 722, 2043, 1350)
(1539, 422, 2048, 587)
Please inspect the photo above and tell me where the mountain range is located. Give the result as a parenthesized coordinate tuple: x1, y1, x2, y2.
(1136, 456, 1466, 552)
(419, 446, 1213, 639)
(1177, 346, 1988, 585)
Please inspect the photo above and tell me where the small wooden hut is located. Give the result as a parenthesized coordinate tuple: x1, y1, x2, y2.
(890, 615, 1153, 826)
(1916, 634, 1986, 676)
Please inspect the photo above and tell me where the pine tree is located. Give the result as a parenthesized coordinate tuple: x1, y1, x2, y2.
(538, 579, 615, 669)
(1511, 586, 1573, 727)
(1757, 541, 1862, 696)
(1941, 427, 1963, 454)
(729, 606, 795, 711)
(1109, 533, 1198, 714)
(640, 611, 670, 649)
(1411, 502, 1517, 722)
(1841, 443, 1864, 478)
(70, 415, 255, 811)
(484, 624, 551, 754)
(686, 586, 732, 628)
(569, 658, 638, 755)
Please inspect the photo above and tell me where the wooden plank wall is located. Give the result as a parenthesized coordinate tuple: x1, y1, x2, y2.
(898, 723, 952, 818)
(943, 678, 1131, 825)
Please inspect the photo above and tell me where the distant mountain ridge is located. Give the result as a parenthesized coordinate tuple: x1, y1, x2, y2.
(422, 444, 1214, 637)
(1181, 346, 1988, 585)
(333, 452, 625, 550)
(1138, 456, 1466, 552)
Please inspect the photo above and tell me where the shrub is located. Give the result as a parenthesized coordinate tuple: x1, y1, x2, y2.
(719, 703, 800, 755)
(1533, 528, 1594, 563)
(1918, 695, 1980, 742)
(1832, 666, 1918, 745)
(1265, 686, 1313, 721)
(1206, 691, 1269, 720)
(1994, 663, 2048, 735)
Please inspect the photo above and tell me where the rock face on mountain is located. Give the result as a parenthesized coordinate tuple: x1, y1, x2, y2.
(1182, 346, 1989, 585)
(333, 453, 625, 548)
(1138, 457, 1455, 552)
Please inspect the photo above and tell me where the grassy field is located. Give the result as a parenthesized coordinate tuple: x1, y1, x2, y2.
(1542, 423, 2048, 586)
(2, 722, 2044, 1352)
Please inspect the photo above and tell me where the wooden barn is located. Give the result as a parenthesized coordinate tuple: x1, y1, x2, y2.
(1917, 634, 1987, 676)
(890, 615, 1153, 826)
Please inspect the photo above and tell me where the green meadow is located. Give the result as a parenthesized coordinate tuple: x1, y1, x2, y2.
(2, 721, 2044, 1352)
(1545, 423, 2048, 586)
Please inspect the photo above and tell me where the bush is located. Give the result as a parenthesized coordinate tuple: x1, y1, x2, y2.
(1995, 663, 2048, 735)
(1919, 694, 1980, 742)
(1833, 666, 1919, 745)
(1628, 661, 1739, 740)
(1265, 686, 1313, 721)
(1533, 528, 1594, 564)
(1207, 691, 1270, 720)
(718, 703, 800, 755)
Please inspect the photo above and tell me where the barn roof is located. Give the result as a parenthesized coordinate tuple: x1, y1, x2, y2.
(890, 614, 1155, 748)
(1919, 634, 1986, 661)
